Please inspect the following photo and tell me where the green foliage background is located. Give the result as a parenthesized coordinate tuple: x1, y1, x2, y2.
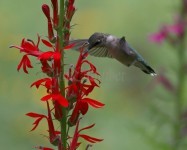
(1, 0, 186, 149)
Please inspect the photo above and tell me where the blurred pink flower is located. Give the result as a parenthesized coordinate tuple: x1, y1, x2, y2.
(149, 17, 186, 44)
(167, 20, 185, 37)
(149, 26, 168, 44)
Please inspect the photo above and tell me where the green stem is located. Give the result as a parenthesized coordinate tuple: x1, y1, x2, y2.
(57, 0, 67, 149)
(173, 35, 186, 149)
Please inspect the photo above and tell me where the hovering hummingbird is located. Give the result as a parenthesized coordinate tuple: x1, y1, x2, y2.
(70, 32, 157, 76)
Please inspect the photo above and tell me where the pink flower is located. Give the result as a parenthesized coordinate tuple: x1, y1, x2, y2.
(167, 20, 185, 37)
(149, 17, 186, 44)
(149, 26, 168, 44)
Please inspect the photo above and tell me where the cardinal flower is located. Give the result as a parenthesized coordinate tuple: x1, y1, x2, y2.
(69, 118, 103, 150)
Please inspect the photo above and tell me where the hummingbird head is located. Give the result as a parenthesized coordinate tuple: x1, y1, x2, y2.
(87, 32, 107, 50)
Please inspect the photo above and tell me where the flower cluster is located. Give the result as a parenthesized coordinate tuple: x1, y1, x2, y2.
(148, 0, 187, 92)
(65, 48, 104, 126)
(149, 17, 186, 44)
(148, 0, 187, 148)
(11, 0, 104, 149)
(149, 0, 187, 45)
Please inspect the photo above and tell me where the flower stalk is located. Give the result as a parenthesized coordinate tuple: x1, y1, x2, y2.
(174, 27, 186, 149)
(149, 1, 187, 149)
(11, 0, 104, 149)
(57, 0, 67, 148)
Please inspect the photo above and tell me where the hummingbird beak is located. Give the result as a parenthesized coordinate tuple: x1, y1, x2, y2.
(83, 41, 89, 47)
(81, 42, 89, 54)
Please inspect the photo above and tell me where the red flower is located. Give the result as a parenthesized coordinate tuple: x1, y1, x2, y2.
(41, 93, 68, 107)
(31, 78, 52, 92)
(42, 4, 55, 42)
(11, 35, 57, 74)
(26, 112, 47, 131)
(38, 51, 61, 72)
(66, 50, 104, 126)
(51, 0, 58, 27)
(31, 77, 68, 107)
(11, 35, 42, 57)
(26, 102, 60, 145)
(70, 119, 103, 150)
(17, 55, 33, 73)
(68, 97, 104, 126)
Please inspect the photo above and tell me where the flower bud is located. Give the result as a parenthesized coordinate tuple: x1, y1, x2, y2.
(51, 0, 58, 28)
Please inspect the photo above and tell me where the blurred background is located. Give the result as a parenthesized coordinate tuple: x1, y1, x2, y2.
(1, 0, 187, 150)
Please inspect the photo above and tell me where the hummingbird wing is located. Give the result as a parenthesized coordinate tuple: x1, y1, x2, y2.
(88, 46, 113, 58)
(69, 39, 113, 58)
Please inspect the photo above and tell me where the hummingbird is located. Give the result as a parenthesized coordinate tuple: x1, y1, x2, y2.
(70, 32, 157, 76)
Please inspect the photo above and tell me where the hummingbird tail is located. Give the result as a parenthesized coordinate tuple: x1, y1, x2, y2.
(135, 61, 157, 76)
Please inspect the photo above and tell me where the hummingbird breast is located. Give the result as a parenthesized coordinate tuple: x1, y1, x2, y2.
(106, 37, 136, 67)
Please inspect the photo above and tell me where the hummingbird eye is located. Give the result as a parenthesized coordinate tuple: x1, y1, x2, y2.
(94, 39, 101, 46)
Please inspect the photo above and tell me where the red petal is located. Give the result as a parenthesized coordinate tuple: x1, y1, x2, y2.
(54, 130, 61, 135)
(79, 101, 88, 115)
(26, 112, 46, 118)
(79, 134, 103, 143)
(35, 146, 54, 150)
(82, 60, 100, 75)
(31, 78, 51, 88)
(26, 57, 33, 68)
(30, 118, 43, 131)
(79, 124, 95, 132)
(26, 112, 46, 131)
(42, 148, 54, 150)
(64, 43, 75, 50)
(69, 118, 81, 150)
(53, 52, 61, 60)
(42, 39, 53, 48)
(21, 39, 38, 52)
(38, 51, 53, 60)
(17, 55, 33, 73)
(82, 98, 105, 108)
(41, 94, 52, 101)
(52, 94, 69, 107)
(17, 57, 24, 72)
